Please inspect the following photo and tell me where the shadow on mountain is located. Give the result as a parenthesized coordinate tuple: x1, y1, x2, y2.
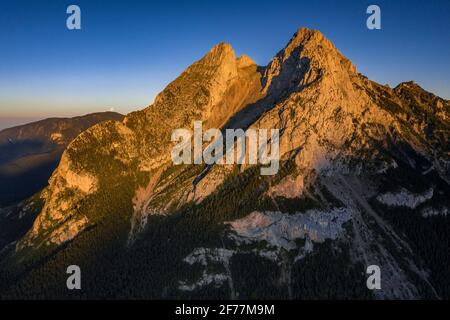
(0, 112, 124, 207)
(0, 149, 61, 207)
(224, 55, 313, 131)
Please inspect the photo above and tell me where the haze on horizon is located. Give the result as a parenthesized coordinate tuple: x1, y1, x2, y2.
(0, 0, 449, 130)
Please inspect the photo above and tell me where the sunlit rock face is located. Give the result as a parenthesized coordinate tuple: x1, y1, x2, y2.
(3, 28, 449, 300)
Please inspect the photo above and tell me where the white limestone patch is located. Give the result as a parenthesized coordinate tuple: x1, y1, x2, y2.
(376, 188, 433, 209)
(253, 249, 279, 261)
(179, 273, 229, 291)
(421, 206, 449, 218)
(179, 248, 234, 292)
(225, 208, 352, 250)
(183, 247, 234, 266)
(179, 208, 352, 293)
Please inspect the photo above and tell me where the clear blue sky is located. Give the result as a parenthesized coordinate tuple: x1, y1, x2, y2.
(0, 0, 449, 126)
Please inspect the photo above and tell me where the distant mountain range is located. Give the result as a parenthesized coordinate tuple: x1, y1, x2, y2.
(0, 112, 124, 207)
(0, 28, 448, 300)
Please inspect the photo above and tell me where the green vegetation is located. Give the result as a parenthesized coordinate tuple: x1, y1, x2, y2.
(292, 240, 372, 299)
(371, 199, 450, 298)
(0, 160, 371, 299)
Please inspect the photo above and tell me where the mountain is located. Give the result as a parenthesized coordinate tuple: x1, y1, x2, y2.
(0, 112, 124, 256)
(0, 28, 449, 300)
(0, 112, 124, 207)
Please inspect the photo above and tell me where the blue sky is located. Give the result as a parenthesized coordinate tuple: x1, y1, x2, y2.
(0, 0, 449, 128)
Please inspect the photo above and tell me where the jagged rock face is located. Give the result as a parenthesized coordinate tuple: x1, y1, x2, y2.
(18, 43, 264, 248)
(363, 79, 450, 183)
(18, 152, 97, 248)
(254, 29, 393, 184)
(151, 43, 261, 129)
(125, 43, 263, 164)
(262, 28, 356, 97)
(5, 28, 450, 300)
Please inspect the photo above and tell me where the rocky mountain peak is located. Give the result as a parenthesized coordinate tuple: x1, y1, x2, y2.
(285, 27, 356, 72)
(202, 42, 236, 64)
(131, 40, 264, 138)
(151, 42, 238, 109)
(261, 27, 357, 98)
(281, 27, 328, 59)
(236, 54, 257, 69)
(394, 81, 430, 97)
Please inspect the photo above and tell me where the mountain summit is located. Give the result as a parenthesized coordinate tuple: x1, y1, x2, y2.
(1, 28, 449, 300)
(262, 28, 356, 96)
